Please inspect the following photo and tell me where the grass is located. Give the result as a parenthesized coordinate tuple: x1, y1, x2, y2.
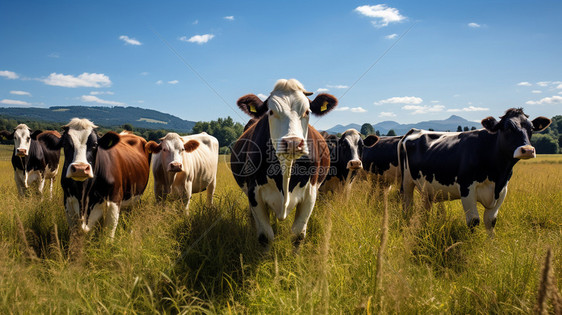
(0, 145, 560, 313)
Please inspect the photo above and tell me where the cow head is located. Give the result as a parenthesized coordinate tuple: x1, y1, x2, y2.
(237, 79, 338, 162)
(40, 118, 120, 181)
(145, 133, 199, 173)
(329, 130, 379, 171)
(5, 124, 35, 157)
(481, 108, 551, 159)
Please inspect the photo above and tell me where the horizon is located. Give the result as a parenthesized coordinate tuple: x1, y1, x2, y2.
(1, 1, 561, 130)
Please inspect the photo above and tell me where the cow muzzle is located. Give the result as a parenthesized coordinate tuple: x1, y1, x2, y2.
(68, 163, 93, 181)
(168, 162, 183, 172)
(513, 145, 536, 159)
(279, 137, 307, 157)
(16, 148, 28, 157)
(347, 159, 363, 170)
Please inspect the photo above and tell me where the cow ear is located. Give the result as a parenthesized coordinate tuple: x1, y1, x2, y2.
(237, 94, 268, 118)
(310, 94, 338, 116)
(30, 130, 43, 140)
(145, 141, 162, 154)
(184, 140, 200, 153)
(0, 130, 14, 140)
(531, 116, 551, 132)
(38, 132, 62, 150)
(363, 135, 380, 148)
(99, 131, 120, 150)
(481, 116, 499, 132)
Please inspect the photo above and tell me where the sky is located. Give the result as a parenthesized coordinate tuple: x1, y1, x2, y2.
(1, 0, 561, 130)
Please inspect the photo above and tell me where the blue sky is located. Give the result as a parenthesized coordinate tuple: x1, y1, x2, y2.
(1, 0, 561, 130)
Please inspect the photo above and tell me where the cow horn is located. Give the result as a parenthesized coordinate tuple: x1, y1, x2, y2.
(304, 91, 313, 96)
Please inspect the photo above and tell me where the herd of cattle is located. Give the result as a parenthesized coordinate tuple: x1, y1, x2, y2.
(0, 79, 551, 244)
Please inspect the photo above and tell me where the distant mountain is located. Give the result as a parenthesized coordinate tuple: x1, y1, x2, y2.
(324, 115, 481, 135)
(0, 106, 196, 132)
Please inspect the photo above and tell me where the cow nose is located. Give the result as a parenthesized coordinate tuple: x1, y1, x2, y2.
(168, 162, 183, 172)
(16, 149, 27, 157)
(514, 145, 536, 159)
(281, 137, 305, 154)
(69, 163, 92, 180)
(347, 160, 363, 170)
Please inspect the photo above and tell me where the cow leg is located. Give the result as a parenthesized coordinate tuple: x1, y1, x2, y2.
(292, 187, 317, 246)
(14, 169, 27, 196)
(104, 202, 120, 239)
(65, 196, 81, 229)
(461, 190, 480, 230)
(154, 182, 167, 202)
(401, 179, 415, 218)
(48, 177, 54, 199)
(483, 186, 507, 238)
(184, 181, 193, 214)
(206, 178, 216, 207)
(82, 202, 105, 234)
(251, 202, 274, 246)
(37, 173, 46, 197)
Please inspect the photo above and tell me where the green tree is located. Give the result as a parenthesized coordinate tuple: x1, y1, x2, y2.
(360, 123, 374, 136)
(375, 130, 380, 136)
(387, 129, 396, 136)
(457, 125, 463, 132)
(471, 126, 477, 130)
(122, 124, 133, 131)
(191, 116, 244, 147)
(463, 126, 469, 131)
(531, 134, 559, 154)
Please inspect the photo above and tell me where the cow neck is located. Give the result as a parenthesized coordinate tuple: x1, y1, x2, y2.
(485, 130, 519, 198)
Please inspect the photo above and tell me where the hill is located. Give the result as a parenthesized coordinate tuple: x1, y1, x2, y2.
(324, 115, 481, 135)
(0, 106, 196, 132)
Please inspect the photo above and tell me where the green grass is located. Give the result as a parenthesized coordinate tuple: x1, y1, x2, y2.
(0, 145, 560, 313)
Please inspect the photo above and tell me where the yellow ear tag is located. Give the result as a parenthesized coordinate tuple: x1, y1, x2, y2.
(107, 140, 113, 147)
(249, 104, 257, 113)
(321, 101, 328, 112)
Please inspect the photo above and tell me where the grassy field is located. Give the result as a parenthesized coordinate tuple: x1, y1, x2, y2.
(0, 144, 560, 313)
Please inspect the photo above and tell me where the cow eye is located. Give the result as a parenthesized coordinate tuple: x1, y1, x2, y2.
(304, 110, 310, 117)
(26, 137, 31, 141)
(269, 110, 273, 116)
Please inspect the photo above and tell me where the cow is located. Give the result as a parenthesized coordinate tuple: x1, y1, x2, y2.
(0, 124, 61, 197)
(320, 129, 379, 193)
(230, 78, 338, 246)
(39, 118, 151, 237)
(398, 108, 551, 236)
(361, 135, 402, 185)
(145, 132, 219, 212)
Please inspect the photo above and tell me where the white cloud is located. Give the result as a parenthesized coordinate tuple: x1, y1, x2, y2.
(193, 20, 199, 25)
(355, 4, 406, 28)
(431, 100, 440, 103)
(10, 90, 31, 96)
(375, 96, 423, 105)
(402, 104, 445, 114)
(536, 81, 550, 87)
(257, 93, 268, 100)
(379, 111, 396, 118)
(90, 91, 114, 95)
(168, 80, 179, 84)
(557, 84, 562, 89)
(385, 33, 398, 39)
(155, 80, 163, 85)
(179, 34, 215, 44)
(48, 52, 60, 58)
(316, 88, 329, 93)
(0, 70, 19, 79)
(140, 72, 149, 76)
(326, 84, 349, 89)
(335, 106, 367, 113)
(119, 35, 142, 46)
(80, 95, 125, 106)
(224, 16, 234, 20)
(0, 99, 31, 106)
(526, 95, 562, 105)
(42, 72, 111, 88)
(517, 81, 532, 86)
(468, 22, 481, 28)
(531, 90, 542, 94)
(447, 106, 489, 112)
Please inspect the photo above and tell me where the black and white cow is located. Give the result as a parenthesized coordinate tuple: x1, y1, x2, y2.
(320, 129, 378, 193)
(230, 79, 338, 246)
(361, 135, 401, 184)
(40, 119, 151, 237)
(399, 108, 551, 236)
(0, 124, 61, 197)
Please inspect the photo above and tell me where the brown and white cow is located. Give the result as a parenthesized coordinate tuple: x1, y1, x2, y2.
(230, 79, 338, 246)
(40, 119, 151, 237)
(0, 124, 61, 197)
(399, 108, 551, 236)
(145, 132, 219, 212)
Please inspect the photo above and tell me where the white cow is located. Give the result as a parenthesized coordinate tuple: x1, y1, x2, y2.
(145, 132, 219, 212)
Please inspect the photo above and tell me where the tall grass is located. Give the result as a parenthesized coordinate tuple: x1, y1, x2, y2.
(0, 148, 560, 313)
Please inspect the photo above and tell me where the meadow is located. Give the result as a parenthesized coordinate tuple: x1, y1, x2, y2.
(0, 144, 560, 314)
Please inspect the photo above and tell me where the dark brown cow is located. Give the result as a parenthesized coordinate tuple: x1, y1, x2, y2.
(40, 119, 151, 237)
(230, 79, 337, 246)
